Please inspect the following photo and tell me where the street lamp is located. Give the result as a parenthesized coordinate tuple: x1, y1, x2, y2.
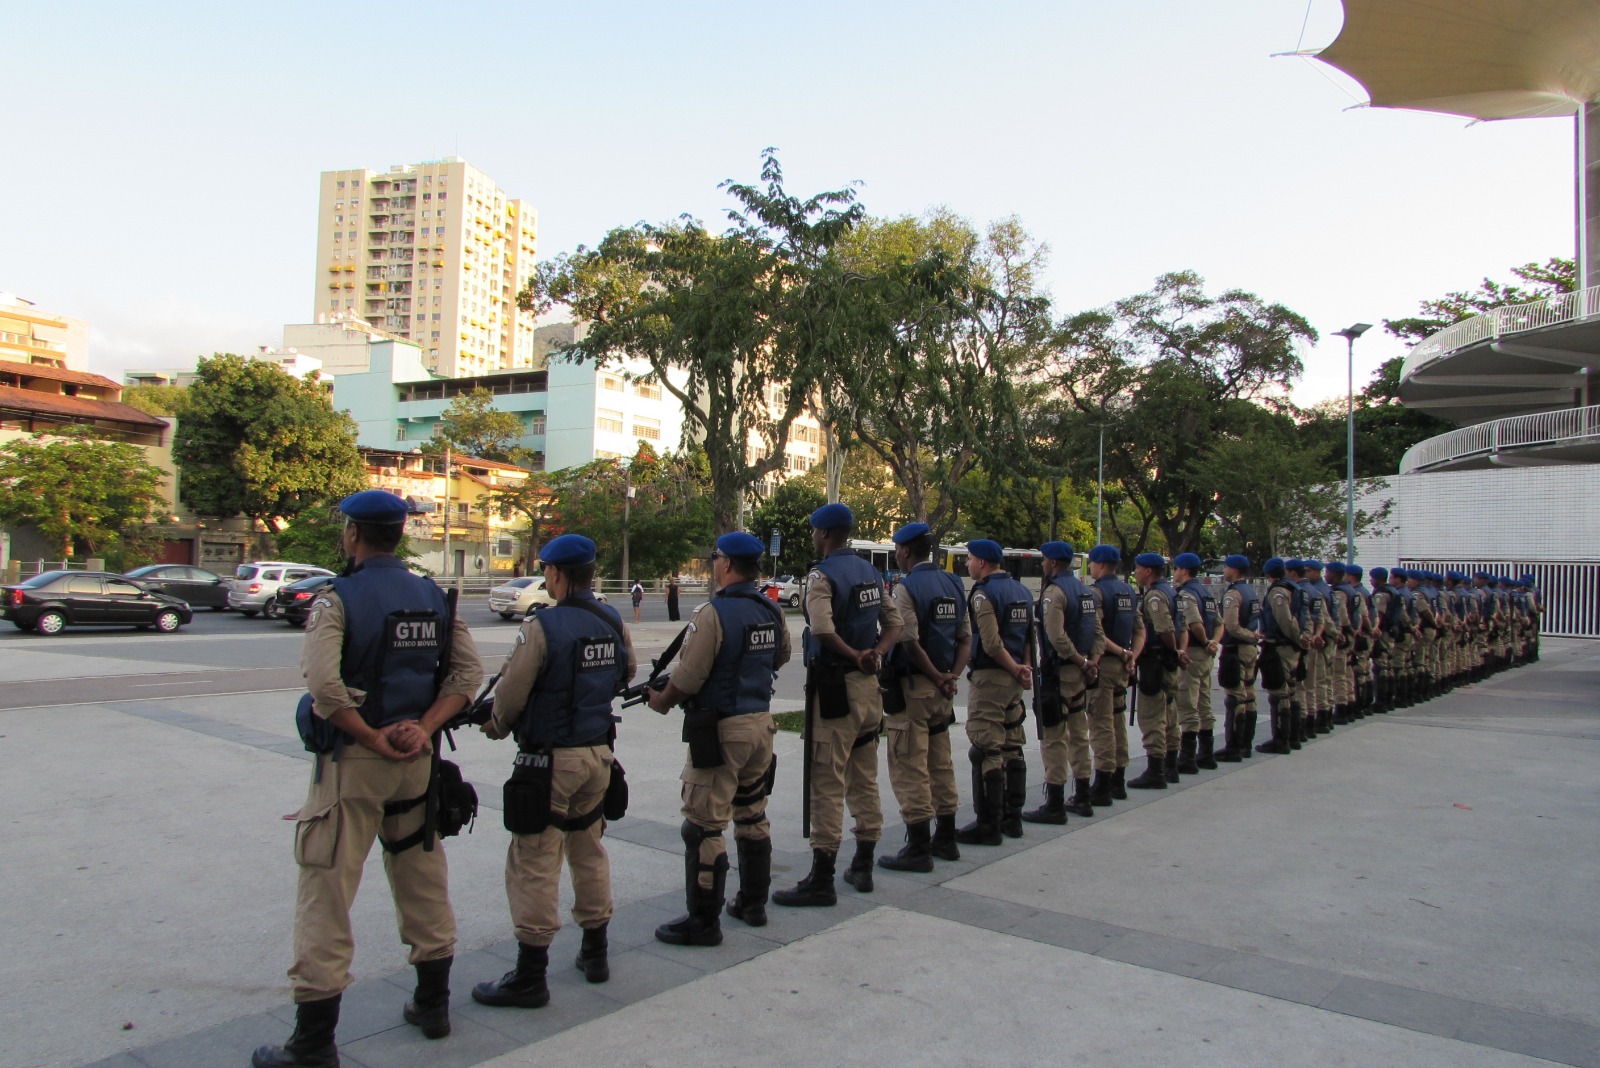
(1333, 322, 1372, 563)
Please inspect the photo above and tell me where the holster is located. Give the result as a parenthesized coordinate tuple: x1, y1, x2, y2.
(1258, 644, 1286, 690)
(1136, 653, 1165, 696)
(683, 706, 726, 769)
(1035, 667, 1065, 728)
(879, 669, 908, 716)
(504, 749, 553, 835)
(604, 757, 629, 820)
(1217, 647, 1241, 688)
(815, 667, 851, 720)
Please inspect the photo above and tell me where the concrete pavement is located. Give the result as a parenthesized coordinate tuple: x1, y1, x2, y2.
(1, 622, 1594, 1067)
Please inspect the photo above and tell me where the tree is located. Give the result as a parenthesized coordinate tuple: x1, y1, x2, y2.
(1383, 256, 1575, 346)
(748, 480, 826, 577)
(791, 448, 910, 542)
(833, 211, 1052, 535)
(423, 387, 525, 462)
(270, 504, 349, 572)
(1049, 271, 1317, 555)
(547, 443, 714, 579)
(527, 149, 866, 533)
(121, 384, 189, 417)
(0, 427, 167, 563)
(487, 470, 558, 570)
(173, 354, 367, 532)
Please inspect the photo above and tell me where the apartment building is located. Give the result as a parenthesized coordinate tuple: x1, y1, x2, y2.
(313, 157, 538, 378)
(0, 292, 90, 371)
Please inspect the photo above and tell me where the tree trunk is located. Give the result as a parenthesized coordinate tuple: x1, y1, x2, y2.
(824, 422, 846, 504)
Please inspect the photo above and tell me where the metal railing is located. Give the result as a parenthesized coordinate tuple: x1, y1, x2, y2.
(1399, 404, 1600, 473)
(1401, 285, 1600, 383)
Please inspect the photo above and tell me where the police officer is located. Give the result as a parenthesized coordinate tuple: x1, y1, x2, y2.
(956, 539, 1035, 841)
(1023, 541, 1105, 823)
(1255, 557, 1307, 754)
(1304, 560, 1340, 734)
(1325, 561, 1354, 724)
(1407, 569, 1439, 700)
(1212, 554, 1260, 762)
(1172, 552, 1221, 772)
(647, 532, 789, 945)
(255, 491, 484, 1068)
(1086, 546, 1141, 803)
(473, 534, 636, 1010)
(879, 522, 970, 870)
(1520, 574, 1543, 661)
(1128, 552, 1182, 789)
(775, 503, 901, 906)
(1390, 568, 1421, 706)
(1344, 564, 1374, 716)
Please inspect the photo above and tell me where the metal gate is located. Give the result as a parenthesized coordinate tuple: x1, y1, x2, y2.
(1404, 560, 1600, 639)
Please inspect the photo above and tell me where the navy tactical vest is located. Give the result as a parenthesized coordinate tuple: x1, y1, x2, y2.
(804, 549, 884, 667)
(332, 558, 448, 729)
(1351, 583, 1373, 627)
(1093, 575, 1137, 648)
(969, 571, 1033, 671)
(1178, 578, 1218, 635)
(1146, 579, 1179, 634)
(1260, 578, 1301, 641)
(520, 593, 626, 749)
(1223, 580, 1259, 647)
(899, 562, 966, 673)
(693, 583, 785, 718)
(1040, 572, 1097, 660)
(1330, 584, 1352, 629)
(1395, 584, 1418, 627)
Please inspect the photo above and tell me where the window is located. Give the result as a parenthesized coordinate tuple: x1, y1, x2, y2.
(528, 414, 545, 435)
(67, 576, 102, 595)
(396, 424, 407, 441)
(456, 502, 468, 519)
(596, 408, 624, 434)
(337, 180, 346, 189)
(632, 416, 661, 441)
(600, 373, 624, 392)
(634, 380, 661, 400)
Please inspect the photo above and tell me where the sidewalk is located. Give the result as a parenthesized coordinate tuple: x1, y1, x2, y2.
(7, 638, 1594, 1067)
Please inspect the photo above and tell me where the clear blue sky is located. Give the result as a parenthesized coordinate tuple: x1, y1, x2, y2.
(4, 0, 1574, 406)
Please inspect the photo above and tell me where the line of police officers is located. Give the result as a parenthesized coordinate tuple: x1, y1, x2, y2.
(254, 493, 1543, 1066)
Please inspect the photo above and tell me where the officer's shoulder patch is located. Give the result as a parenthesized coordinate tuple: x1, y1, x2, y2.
(807, 568, 824, 583)
(515, 628, 527, 646)
(306, 608, 321, 629)
(686, 621, 697, 634)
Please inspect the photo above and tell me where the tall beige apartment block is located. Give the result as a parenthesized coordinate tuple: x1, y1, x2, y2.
(313, 157, 538, 377)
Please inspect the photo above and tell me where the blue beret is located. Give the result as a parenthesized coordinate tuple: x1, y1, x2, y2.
(1134, 552, 1165, 569)
(1285, 558, 1303, 571)
(1263, 557, 1286, 576)
(540, 533, 596, 567)
(1172, 552, 1203, 571)
(1521, 574, 1534, 582)
(1223, 554, 1250, 571)
(966, 539, 1004, 563)
(810, 502, 854, 530)
(1391, 567, 1407, 579)
(1369, 566, 1387, 580)
(1088, 544, 1120, 564)
(1347, 564, 1363, 578)
(1304, 559, 1324, 571)
(1040, 540, 1075, 561)
(1473, 571, 1490, 580)
(716, 531, 765, 558)
(892, 522, 931, 544)
(1326, 561, 1346, 576)
(339, 489, 408, 524)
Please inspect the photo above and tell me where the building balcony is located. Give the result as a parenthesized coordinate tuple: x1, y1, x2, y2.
(1398, 285, 1600, 424)
(1399, 404, 1600, 474)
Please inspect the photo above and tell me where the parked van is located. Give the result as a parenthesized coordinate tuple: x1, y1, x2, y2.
(228, 561, 335, 617)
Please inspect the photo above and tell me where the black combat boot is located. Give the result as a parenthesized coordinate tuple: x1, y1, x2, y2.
(471, 943, 549, 1008)
(1215, 704, 1243, 762)
(878, 819, 935, 873)
(1111, 765, 1129, 799)
(1021, 782, 1068, 825)
(727, 836, 772, 926)
(1164, 750, 1180, 783)
(956, 770, 1005, 845)
(1238, 710, 1258, 754)
(657, 853, 727, 946)
(1256, 699, 1290, 755)
(1089, 770, 1115, 806)
(1177, 731, 1199, 774)
(1333, 704, 1350, 725)
(930, 813, 961, 861)
(1288, 703, 1304, 749)
(842, 840, 876, 892)
(1302, 706, 1319, 739)
(402, 956, 452, 1039)
(253, 995, 340, 1068)
(1066, 778, 1095, 818)
(1126, 755, 1167, 789)
(1196, 728, 1218, 769)
(1001, 760, 1027, 838)
(575, 923, 610, 980)
(772, 849, 838, 907)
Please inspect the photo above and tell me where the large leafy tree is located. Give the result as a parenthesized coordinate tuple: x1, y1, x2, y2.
(423, 386, 525, 461)
(173, 354, 366, 532)
(547, 443, 713, 579)
(1049, 271, 1316, 555)
(748, 479, 826, 577)
(526, 149, 865, 533)
(1383, 256, 1575, 346)
(0, 427, 167, 562)
(487, 470, 558, 570)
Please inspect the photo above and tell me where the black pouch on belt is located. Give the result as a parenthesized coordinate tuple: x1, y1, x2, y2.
(1036, 667, 1065, 728)
(683, 706, 726, 769)
(1137, 654, 1165, 696)
(816, 667, 851, 720)
(603, 757, 629, 820)
(503, 749, 553, 835)
(1217, 648, 1241, 688)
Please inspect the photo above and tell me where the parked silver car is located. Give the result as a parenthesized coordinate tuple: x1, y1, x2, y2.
(487, 576, 606, 620)
(228, 561, 335, 617)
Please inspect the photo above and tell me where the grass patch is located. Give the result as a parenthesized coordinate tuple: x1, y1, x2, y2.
(772, 710, 806, 734)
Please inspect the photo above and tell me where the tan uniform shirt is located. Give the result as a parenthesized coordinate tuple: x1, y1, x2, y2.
(491, 604, 637, 736)
(1140, 586, 1175, 641)
(805, 568, 905, 642)
(1265, 585, 1303, 644)
(670, 592, 793, 697)
(1220, 587, 1259, 645)
(302, 586, 483, 720)
(1041, 581, 1105, 667)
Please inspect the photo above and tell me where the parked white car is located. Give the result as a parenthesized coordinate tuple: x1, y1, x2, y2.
(760, 575, 802, 608)
(487, 576, 607, 620)
(228, 561, 335, 617)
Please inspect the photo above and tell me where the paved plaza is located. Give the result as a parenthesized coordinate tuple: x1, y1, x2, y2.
(1, 610, 1596, 1068)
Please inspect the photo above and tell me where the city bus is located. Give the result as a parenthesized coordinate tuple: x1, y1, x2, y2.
(846, 539, 1057, 593)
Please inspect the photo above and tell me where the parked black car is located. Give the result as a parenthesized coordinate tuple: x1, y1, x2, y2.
(124, 564, 230, 609)
(270, 573, 336, 627)
(2, 571, 194, 635)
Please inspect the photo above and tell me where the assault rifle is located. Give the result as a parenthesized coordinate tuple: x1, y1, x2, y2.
(621, 624, 690, 711)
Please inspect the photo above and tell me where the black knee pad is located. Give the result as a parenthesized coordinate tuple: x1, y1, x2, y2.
(681, 819, 721, 849)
